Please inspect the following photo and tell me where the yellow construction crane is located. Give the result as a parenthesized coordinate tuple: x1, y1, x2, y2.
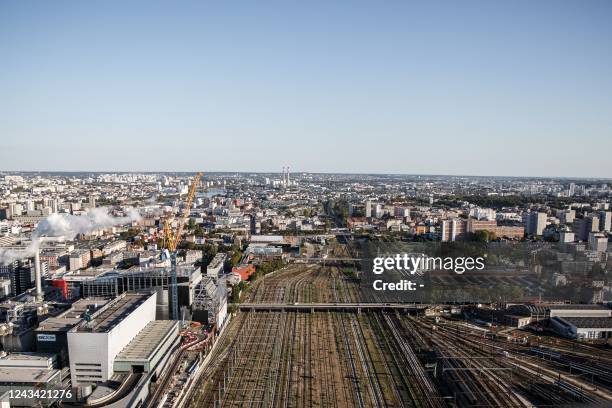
(163, 172, 203, 251)
(163, 172, 202, 320)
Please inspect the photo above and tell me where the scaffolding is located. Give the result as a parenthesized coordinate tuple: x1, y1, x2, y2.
(192, 276, 226, 326)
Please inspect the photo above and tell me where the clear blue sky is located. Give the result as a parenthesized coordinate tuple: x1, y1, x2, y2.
(1, 1, 611, 177)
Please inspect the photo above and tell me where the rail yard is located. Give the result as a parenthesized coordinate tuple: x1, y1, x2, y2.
(188, 263, 612, 407)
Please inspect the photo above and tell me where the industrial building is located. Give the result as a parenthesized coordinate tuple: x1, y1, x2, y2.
(0, 300, 52, 352)
(550, 316, 612, 340)
(246, 244, 283, 258)
(503, 303, 612, 340)
(67, 292, 156, 385)
(35, 297, 112, 366)
(505, 303, 611, 322)
(30, 292, 179, 406)
(0, 365, 67, 407)
(470, 306, 533, 328)
(192, 276, 228, 329)
(84, 319, 181, 407)
(61, 265, 202, 319)
(0, 352, 69, 407)
(113, 320, 179, 374)
(0, 352, 57, 369)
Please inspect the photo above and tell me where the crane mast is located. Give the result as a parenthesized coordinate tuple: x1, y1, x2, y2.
(163, 172, 202, 320)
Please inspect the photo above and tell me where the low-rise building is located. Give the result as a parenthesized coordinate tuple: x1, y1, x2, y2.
(232, 264, 256, 281)
(206, 253, 226, 279)
(550, 317, 612, 340)
(113, 320, 179, 374)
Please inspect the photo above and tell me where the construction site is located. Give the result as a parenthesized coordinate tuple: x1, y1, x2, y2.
(188, 262, 612, 407)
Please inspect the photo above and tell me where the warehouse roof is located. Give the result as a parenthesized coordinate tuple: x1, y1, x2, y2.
(37, 317, 82, 332)
(560, 317, 612, 329)
(76, 292, 154, 333)
(115, 320, 178, 363)
(547, 304, 609, 310)
(38, 298, 111, 332)
(60, 297, 111, 319)
(0, 367, 60, 384)
(526, 304, 610, 314)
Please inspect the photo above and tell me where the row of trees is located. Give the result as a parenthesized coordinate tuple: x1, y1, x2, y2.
(249, 259, 285, 282)
(430, 284, 525, 304)
(437, 194, 585, 210)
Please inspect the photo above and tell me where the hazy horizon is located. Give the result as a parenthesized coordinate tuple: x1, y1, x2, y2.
(2, 1, 611, 177)
(1, 169, 611, 181)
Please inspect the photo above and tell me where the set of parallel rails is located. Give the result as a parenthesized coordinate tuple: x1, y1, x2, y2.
(405, 316, 609, 406)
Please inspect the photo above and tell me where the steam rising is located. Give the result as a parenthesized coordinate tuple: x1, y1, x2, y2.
(0, 207, 142, 265)
(34, 207, 141, 240)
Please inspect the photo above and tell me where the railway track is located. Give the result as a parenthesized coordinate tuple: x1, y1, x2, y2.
(406, 315, 612, 406)
(188, 262, 612, 407)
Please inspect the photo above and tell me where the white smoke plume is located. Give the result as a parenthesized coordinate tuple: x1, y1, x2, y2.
(0, 247, 27, 267)
(0, 207, 142, 265)
(33, 207, 141, 240)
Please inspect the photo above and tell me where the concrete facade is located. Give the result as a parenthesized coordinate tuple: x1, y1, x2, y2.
(67, 292, 156, 385)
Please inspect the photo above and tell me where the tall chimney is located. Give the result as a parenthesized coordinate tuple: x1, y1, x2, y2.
(35, 248, 43, 301)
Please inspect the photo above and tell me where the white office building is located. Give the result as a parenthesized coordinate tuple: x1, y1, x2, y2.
(67, 292, 156, 385)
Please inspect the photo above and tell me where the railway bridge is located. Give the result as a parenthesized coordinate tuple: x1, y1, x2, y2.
(236, 302, 429, 313)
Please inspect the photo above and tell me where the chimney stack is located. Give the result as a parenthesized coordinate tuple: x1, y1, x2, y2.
(35, 248, 43, 301)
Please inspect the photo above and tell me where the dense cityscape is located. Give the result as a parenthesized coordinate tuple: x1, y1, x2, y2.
(0, 171, 610, 407)
(3, 0, 612, 406)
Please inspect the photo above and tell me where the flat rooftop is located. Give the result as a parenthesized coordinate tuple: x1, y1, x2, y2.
(61, 297, 111, 319)
(82, 265, 199, 280)
(0, 367, 60, 384)
(64, 268, 111, 279)
(0, 352, 55, 363)
(115, 320, 178, 363)
(37, 316, 83, 332)
(561, 317, 612, 329)
(527, 304, 611, 313)
(76, 292, 153, 333)
(208, 253, 226, 269)
(547, 304, 610, 310)
(37, 297, 111, 332)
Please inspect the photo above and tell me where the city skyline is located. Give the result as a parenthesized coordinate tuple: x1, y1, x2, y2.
(1, 160, 611, 407)
(1, 169, 611, 181)
(2, 1, 612, 177)
(2, 3, 612, 407)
